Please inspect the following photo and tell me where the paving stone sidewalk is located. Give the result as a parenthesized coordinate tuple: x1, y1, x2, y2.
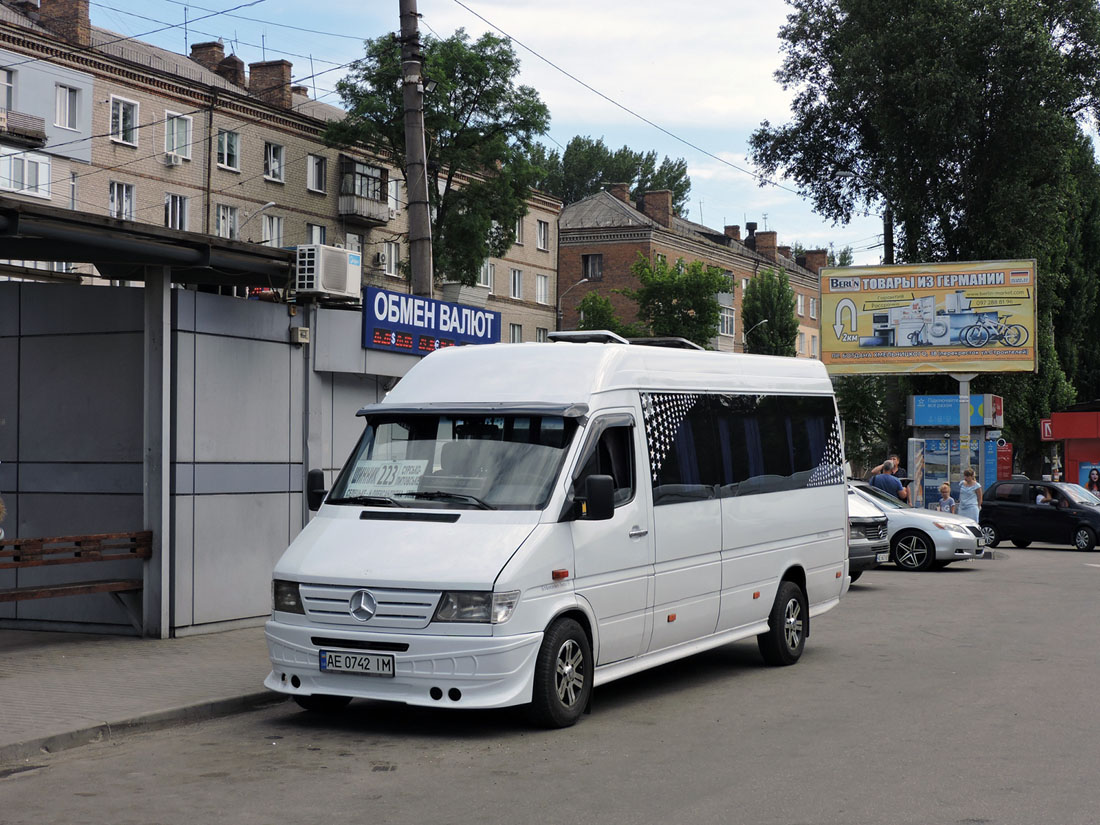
(0, 624, 283, 764)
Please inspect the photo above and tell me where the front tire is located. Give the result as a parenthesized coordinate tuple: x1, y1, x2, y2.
(893, 531, 936, 571)
(1074, 525, 1096, 552)
(848, 570, 862, 583)
(294, 694, 352, 713)
(980, 522, 1000, 547)
(757, 581, 807, 666)
(528, 618, 592, 728)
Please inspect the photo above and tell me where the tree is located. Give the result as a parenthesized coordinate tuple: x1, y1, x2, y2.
(327, 29, 550, 286)
(741, 268, 799, 356)
(827, 244, 853, 267)
(750, 0, 1100, 462)
(575, 292, 647, 339)
(618, 255, 728, 347)
(833, 375, 888, 475)
(533, 136, 691, 213)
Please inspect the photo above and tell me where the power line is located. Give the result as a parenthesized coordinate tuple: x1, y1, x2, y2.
(156, 0, 367, 41)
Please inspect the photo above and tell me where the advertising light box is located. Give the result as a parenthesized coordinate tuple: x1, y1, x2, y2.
(820, 260, 1037, 375)
(362, 286, 501, 354)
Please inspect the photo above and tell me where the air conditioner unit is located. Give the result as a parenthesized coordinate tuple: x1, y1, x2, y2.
(387, 207, 397, 220)
(295, 244, 362, 301)
(374, 252, 387, 267)
(163, 153, 182, 167)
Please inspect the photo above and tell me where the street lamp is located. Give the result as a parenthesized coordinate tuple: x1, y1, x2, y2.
(743, 318, 768, 349)
(240, 201, 277, 242)
(836, 170, 893, 265)
(556, 277, 590, 331)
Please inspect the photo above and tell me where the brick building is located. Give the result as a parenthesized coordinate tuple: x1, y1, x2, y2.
(559, 185, 827, 356)
(0, 0, 559, 339)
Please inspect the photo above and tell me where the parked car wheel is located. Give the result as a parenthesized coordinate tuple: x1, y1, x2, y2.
(1012, 539, 1032, 548)
(757, 581, 807, 666)
(979, 522, 1000, 547)
(1074, 525, 1096, 552)
(528, 617, 592, 728)
(294, 694, 352, 713)
(892, 530, 936, 571)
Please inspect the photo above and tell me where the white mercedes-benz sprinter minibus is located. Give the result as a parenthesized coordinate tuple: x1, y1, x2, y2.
(265, 334, 849, 727)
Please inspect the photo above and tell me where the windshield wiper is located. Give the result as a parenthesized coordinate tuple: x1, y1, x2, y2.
(325, 495, 404, 508)
(400, 490, 495, 510)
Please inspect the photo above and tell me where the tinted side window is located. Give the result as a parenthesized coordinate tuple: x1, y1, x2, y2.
(641, 393, 721, 504)
(991, 482, 1023, 502)
(576, 424, 635, 506)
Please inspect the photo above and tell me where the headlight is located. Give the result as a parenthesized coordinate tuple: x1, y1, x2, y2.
(933, 521, 969, 535)
(849, 524, 864, 540)
(434, 590, 521, 624)
(273, 579, 305, 614)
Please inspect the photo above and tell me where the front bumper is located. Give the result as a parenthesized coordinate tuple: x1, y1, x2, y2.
(264, 620, 543, 710)
(934, 532, 986, 561)
(849, 541, 889, 572)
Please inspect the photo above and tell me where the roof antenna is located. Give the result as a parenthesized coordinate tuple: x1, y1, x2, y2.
(183, 6, 188, 52)
(262, 33, 266, 61)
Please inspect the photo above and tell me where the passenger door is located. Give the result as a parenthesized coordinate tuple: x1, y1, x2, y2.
(570, 413, 654, 666)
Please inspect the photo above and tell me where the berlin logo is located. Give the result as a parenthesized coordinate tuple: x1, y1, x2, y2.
(349, 589, 378, 622)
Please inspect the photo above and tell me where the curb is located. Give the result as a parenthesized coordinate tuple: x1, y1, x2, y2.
(0, 691, 288, 766)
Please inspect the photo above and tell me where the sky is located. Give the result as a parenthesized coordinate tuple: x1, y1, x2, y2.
(86, 0, 889, 264)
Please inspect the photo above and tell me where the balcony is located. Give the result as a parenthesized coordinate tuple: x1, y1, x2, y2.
(0, 109, 47, 148)
(338, 193, 391, 226)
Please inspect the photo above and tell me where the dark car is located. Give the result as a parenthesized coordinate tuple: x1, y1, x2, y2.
(980, 479, 1100, 551)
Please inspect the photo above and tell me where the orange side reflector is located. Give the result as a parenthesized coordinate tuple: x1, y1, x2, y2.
(752, 591, 760, 600)
(667, 613, 676, 622)
(836, 571, 842, 578)
(552, 569, 569, 581)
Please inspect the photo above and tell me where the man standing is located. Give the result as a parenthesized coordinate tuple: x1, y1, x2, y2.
(870, 459, 909, 501)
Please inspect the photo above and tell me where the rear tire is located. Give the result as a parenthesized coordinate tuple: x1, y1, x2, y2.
(294, 694, 352, 713)
(1011, 539, 1032, 548)
(1074, 525, 1096, 552)
(757, 581, 807, 666)
(528, 618, 592, 728)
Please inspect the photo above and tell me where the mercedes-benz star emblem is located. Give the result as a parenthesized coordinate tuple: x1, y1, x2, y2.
(349, 589, 377, 622)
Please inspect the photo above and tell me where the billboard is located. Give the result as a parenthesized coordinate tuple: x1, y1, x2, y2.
(820, 260, 1036, 375)
(909, 394, 1004, 428)
(362, 286, 501, 354)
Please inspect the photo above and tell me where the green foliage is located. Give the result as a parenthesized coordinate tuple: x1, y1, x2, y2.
(751, 0, 1100, 458)
(741, 268, 799, 356)
(832, 375, 888, 474)
(827, 244, 853, 267)
(327, 29, 550, 286)
(575, 292, 647, 339)
(620, 255, 728, 347)
(532, 136, 691, 214)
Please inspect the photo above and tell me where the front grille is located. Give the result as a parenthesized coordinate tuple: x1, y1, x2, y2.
(864, 522, 888, 541)
(300, 583, 441, 629)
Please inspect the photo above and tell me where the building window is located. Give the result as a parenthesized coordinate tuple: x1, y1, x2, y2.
(536, 273, 549, 304)
(0, 148, 51, 199)
(810, 297, 817, 319)
(109, 181, 135, 220)
(55, 85, 78, 130)
(350, 162, 383, 199)
(307, 224, 326, 245)
(307, 155, 326, 192)
(510, 268, 523, 299)
(388, 178, 401, 212)
(217, 129, 240, 170)
(384, 241, 400, 276)
(510, 323, 523, 343)
(478, 260, 494, 288)
(811, 334, 818, 358)
(262, 214, 283, 247)
(346, 232, 362, 254)
(742, 277, 749, 293)
(110, 96, 138, 145)
(1, 69, 12, 110)
(514, 217, 524, 245)
(164, 193, 188, 230)
(720, 307, 735, 337)
(69, 171, 77, 209)
(216, 204, 239, 239)
(264, 142, 285, 182)
(798, 331, 806, 354)
(537, 219, 550, 251)
(164, 112, 191, 159)
(582, 254, 603, 282)
(797, 293, 805, 316)
(536, 327, 549, 343)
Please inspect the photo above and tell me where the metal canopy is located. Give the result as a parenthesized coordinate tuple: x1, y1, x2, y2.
(0, 195, 294, 287)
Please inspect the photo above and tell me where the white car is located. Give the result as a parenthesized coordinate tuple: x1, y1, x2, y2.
(849, 481, 986, 571)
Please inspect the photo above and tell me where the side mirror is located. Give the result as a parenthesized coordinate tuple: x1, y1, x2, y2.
(580, 474, 615, 521)
(307, 469, 327, 511)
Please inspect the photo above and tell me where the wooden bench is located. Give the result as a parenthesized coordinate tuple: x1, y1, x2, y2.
(0, 531, 152, 632)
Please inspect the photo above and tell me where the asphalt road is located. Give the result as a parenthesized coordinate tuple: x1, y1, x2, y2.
(3, 546, 1099, 825)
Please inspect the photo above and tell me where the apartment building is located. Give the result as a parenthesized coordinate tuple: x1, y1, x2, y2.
(559, 184, 826, 356)
(0, 0, 559, 339)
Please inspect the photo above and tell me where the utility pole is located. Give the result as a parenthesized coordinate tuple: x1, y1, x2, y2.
(883, 206, 894, 265)
(400, 0, 434, 297)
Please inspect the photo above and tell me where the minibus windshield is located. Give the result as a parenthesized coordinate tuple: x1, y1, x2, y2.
(327, 413, 579, 510)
